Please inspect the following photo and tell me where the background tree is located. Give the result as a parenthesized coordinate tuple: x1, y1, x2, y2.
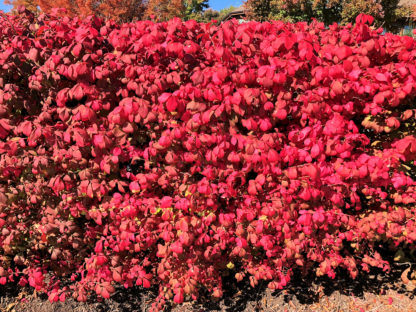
(244, 0, 414, 31)
(94, 0, 147, 22)
(6, 0, 212, 23)
(198, 8, 220, 22)
(145, 0, 183, 20)
(6, 0, 147, 22)
(184, 0, 209, 21)
(145, 0, 209, 21)
(340, 0, 383, 25)
(4, 0, 39, 12)
(244, 0, 342, 24)
(245, 0, 271, 21)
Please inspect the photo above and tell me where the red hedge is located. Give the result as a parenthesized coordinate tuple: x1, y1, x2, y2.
(1, 7, 416, 310)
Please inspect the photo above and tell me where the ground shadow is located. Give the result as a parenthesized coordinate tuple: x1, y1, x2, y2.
(181, 262, 416, 312)
(0, 262, 415, 312)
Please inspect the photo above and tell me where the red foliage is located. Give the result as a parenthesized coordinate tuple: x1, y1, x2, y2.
(1, 7, 416, 311)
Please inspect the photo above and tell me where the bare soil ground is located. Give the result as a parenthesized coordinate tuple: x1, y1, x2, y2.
(1, 265, 416, 312)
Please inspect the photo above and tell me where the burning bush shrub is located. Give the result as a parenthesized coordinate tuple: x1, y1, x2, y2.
(0, 8, 416, 311)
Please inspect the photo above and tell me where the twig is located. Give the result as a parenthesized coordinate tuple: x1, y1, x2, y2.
(393, 262, 416, 266)
(0, 11, 17, 35)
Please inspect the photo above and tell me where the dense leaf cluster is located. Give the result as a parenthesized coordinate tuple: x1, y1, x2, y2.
(1, 8, 416, 311)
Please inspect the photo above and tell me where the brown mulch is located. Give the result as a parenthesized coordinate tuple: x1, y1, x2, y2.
(1, 265, 416, 312)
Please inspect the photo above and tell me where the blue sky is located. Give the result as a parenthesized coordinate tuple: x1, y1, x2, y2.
(0, 0, 243, 12)
(209, 0, 243, 11)
(0, 1, 11, 12)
